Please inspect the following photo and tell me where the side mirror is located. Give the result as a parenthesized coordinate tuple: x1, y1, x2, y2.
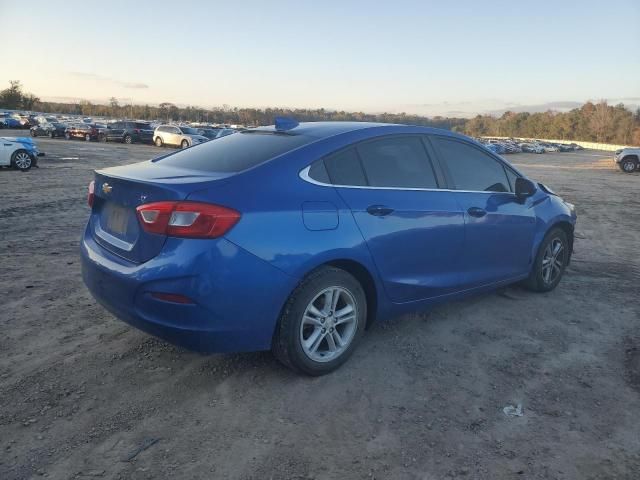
(515, 177, 536, 201)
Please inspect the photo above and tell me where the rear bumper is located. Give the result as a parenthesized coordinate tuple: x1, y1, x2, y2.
(81, 228, 298, 353)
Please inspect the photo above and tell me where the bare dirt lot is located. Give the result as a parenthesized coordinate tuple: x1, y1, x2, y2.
(1, 131, 639, 480)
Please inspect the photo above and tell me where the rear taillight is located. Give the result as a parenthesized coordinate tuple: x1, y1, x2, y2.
(87, 180, 95, 207)
(136, 201, 240, 238)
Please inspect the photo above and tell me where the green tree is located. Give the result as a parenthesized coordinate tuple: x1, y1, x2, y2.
(0, 80, 24, 109)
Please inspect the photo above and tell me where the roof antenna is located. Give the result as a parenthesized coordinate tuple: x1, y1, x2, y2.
(274, 117, 299, 132)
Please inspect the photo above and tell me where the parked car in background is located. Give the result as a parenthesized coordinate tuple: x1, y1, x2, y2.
(65, 123, 100, 141)
(519, 143, 545, 154)
(153, 125, 209, 148)
(30, 119, 67, 138)
(198, 127, 238, 140)
(100, 121, 154, 144)
(81, 120, 577, 375)
(0, 113, 22, 129)
(614, 147, 640, 173)
(0, 136, 44, 171)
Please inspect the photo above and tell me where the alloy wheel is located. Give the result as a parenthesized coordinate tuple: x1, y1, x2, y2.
(622, 160, 636, 172)
(300, 286, 358, 363)
(14, 152, 32, 170)
(541, 238, 564, 285)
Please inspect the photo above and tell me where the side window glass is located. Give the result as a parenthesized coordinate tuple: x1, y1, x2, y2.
(308, 159, 330, 183)
(324, 148, 367, 186)
(356, 136, 438, 188)
(433, 137, 510, 193)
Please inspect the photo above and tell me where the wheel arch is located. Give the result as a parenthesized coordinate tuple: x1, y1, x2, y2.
(276, 257, 381, 335)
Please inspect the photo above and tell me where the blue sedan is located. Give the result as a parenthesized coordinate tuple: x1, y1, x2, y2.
(81, 120, 577, 375)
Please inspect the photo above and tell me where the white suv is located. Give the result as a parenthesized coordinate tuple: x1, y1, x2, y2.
(614, 148, 640, 173)
(153, 125, 209, 149)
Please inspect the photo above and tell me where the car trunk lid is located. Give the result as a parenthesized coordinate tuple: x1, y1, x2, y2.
(90, 161, 232, 263)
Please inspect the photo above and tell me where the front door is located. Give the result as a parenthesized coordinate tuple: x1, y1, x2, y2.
(430, 135, 536, 288)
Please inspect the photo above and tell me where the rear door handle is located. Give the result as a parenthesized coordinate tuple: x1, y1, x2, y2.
(366, 205, 394, 217)
(467, 207, 487, 218)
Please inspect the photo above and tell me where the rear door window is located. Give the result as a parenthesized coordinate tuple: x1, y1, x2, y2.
(159, 131, 315, 172)
(356, 136, 438, 189)
(432, 137, 511, 193)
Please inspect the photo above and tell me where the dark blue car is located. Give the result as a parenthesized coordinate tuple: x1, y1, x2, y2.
(81, 121, 577, 375)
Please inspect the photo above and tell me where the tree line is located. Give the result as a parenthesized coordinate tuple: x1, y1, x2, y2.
(2, 80, 638, 145)
(464, 102, 640, 146)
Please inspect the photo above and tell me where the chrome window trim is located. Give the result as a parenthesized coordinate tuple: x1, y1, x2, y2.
(299, 165, 516, 196)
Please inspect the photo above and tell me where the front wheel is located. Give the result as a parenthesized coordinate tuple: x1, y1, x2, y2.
(123, 135, 132, 144)
(85, 133, 91, 141)
(619, 157, 638, 173)
(273, 267, 367, 375)
(48, 131, 54, 139)
(523, 228, 569, 292)
(65, 132, 71, 140)
(181, 139, 189, 149)
(11, 150, 33, 171)
(154, 137, 163, 147)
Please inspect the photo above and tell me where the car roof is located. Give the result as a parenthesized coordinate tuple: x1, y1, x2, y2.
(254, 121, 465, 141)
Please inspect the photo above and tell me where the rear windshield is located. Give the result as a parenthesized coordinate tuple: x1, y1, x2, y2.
(158, 131, 314, 172)
(179, 127, 199, 135)
(135, 122, 151, 129)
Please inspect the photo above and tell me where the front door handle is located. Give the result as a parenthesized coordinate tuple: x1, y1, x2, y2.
(467, 207, 487, 218)
(366, 205, 394, 217)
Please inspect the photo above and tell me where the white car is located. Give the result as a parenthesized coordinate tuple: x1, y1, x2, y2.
(614, 147, 640, 173)
(0, 136, 43, 171)
(153, 125, 209, 149)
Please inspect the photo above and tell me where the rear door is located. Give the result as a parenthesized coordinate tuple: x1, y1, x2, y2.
(323, 135, 466, 303)
(429, 135, 536, 288)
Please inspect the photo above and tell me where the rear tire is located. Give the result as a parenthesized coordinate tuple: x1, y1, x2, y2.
(272, 267, 367, 376)
(30, 129, 36, 137)
(124, 135, 132, 144)
(10, 150, 33, 171)
(65, 132, 71, 140)
(154, 137, 163, 147)
(523, 227, 569, 292)
(619, 157, 638, 173)
(181, 139, 189, 149)
(85, 133, 91, 141)
(48, 131, 54, 139)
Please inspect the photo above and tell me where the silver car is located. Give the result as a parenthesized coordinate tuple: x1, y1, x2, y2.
(153, 125, 209, 149)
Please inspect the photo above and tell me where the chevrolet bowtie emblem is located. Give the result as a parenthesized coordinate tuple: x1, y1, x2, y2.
(102, 183, 112, 194)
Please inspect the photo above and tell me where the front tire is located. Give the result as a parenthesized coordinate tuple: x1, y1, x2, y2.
(11, 150, 33, 171)
(154, 137, 163, 147)
(181, 139, 189, 149)
(65, 132, 71, 140)
(123, 135, 132, 144)
(48, 131, 54, 139)
(85, 133, 91, 141)
(619, 157, 638, 173)
(273, 267, 367, 375)
(523, 227, 569, 292)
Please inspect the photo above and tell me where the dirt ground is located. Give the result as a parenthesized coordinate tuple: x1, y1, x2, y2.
(1, 130, 639, 480)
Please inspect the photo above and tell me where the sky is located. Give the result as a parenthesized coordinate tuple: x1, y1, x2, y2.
(2, 0, 639, 117)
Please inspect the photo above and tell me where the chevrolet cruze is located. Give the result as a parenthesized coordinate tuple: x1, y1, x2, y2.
(81, 120, 577, 375)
